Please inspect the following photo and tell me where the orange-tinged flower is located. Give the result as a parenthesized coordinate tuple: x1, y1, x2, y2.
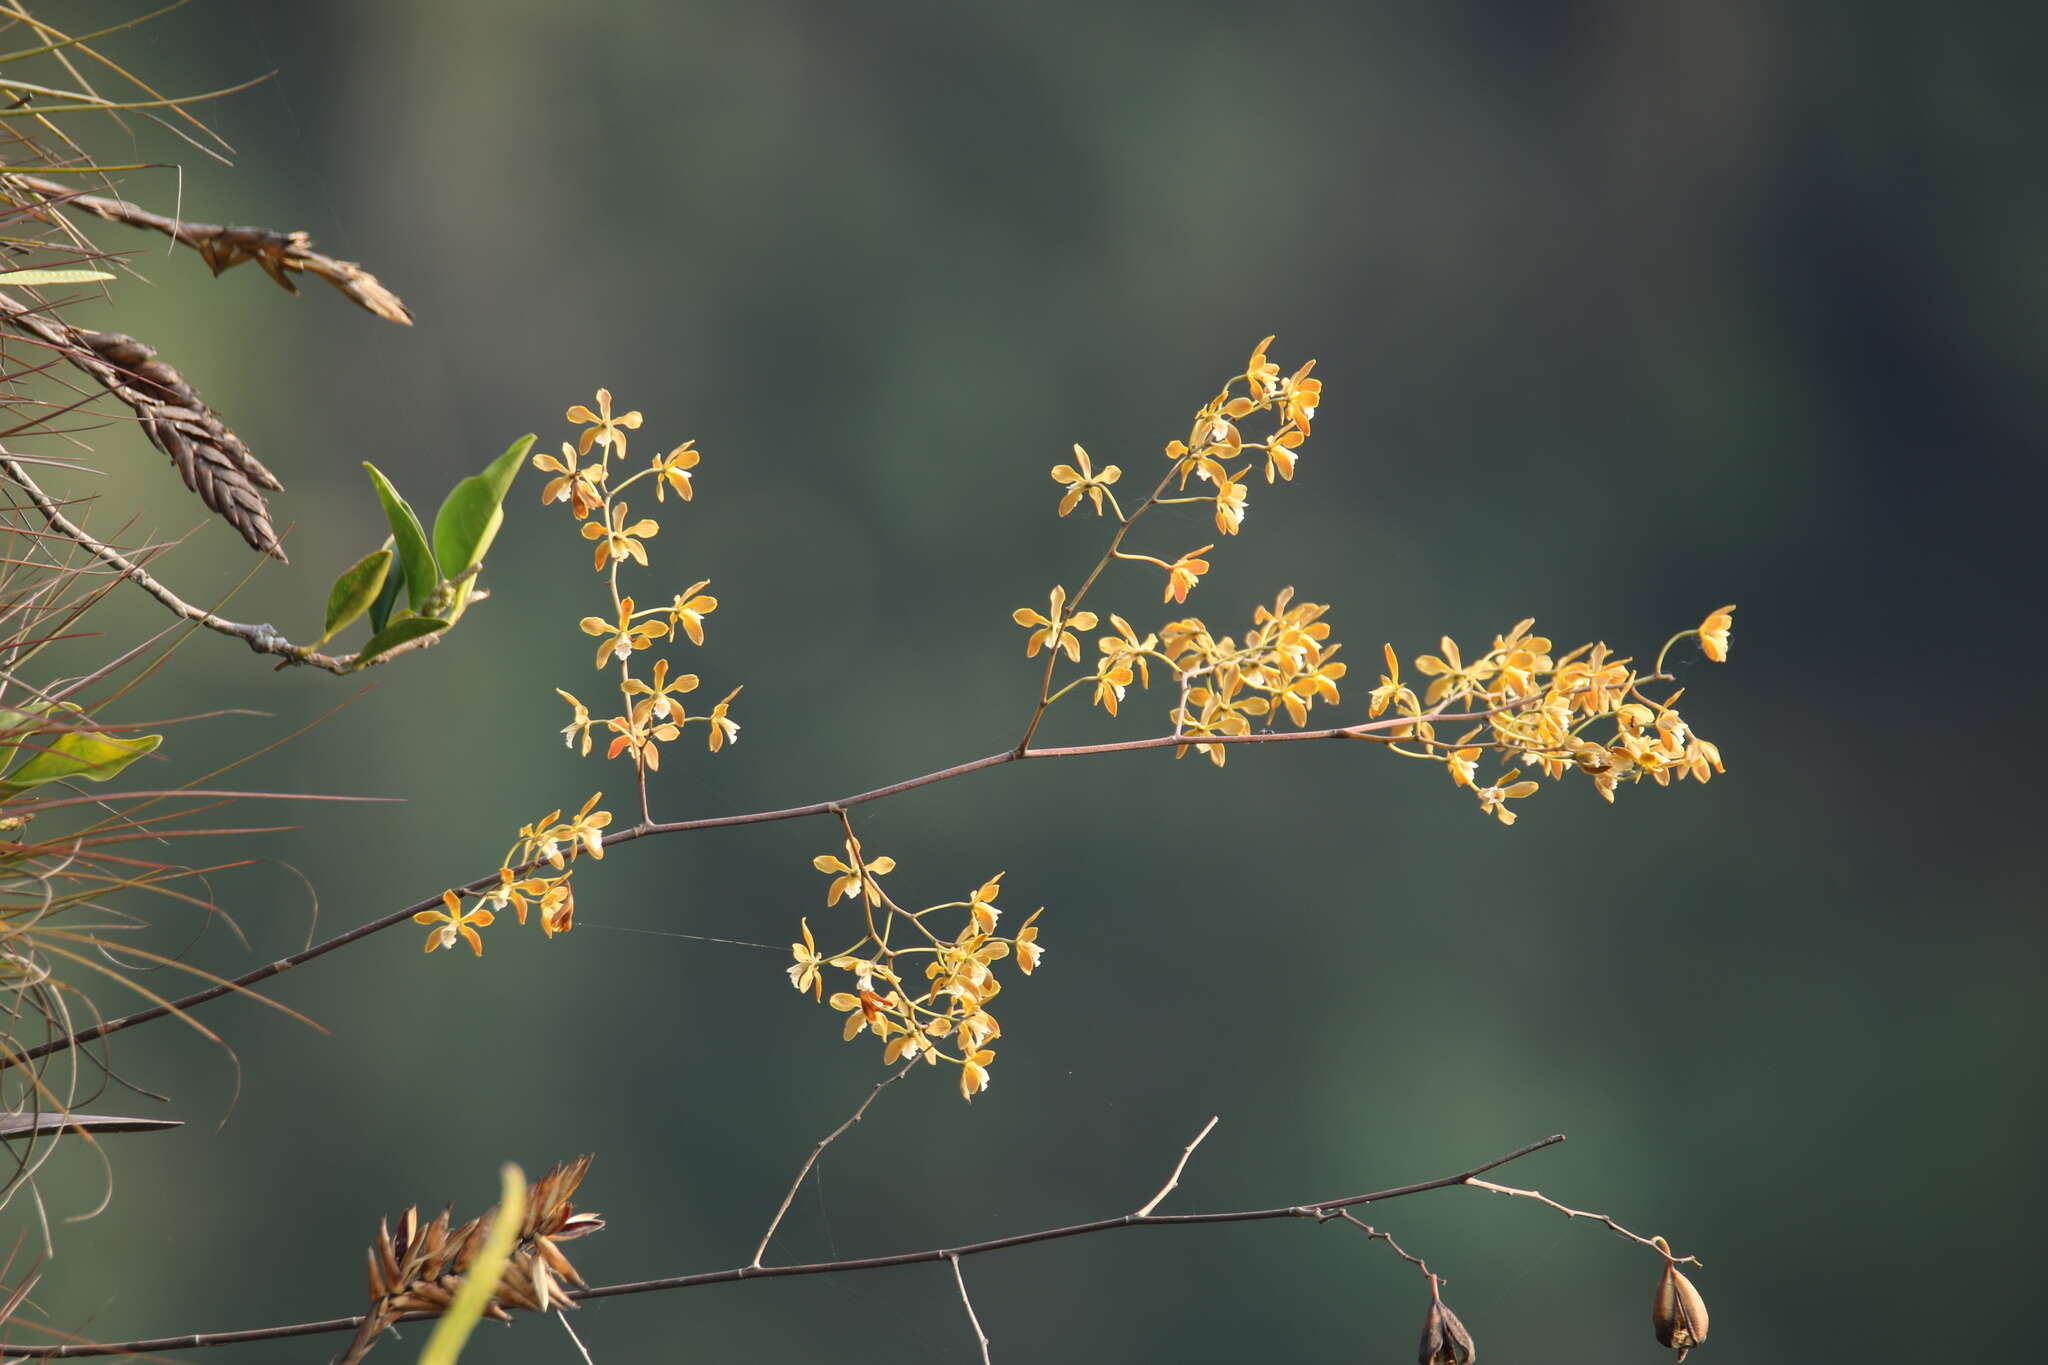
(581, 595, 669, 668)
(556, 689, 595, 754)
(652, 441, 699, 502)
(1014, 908, 1044, 974)
(952, 876, 997, 934)
(1049, 443, 1121, 517)
(1475, 771, 1540, 825)
(538, 878, 576, 937)
(567, 387, 643, 458)
(605, 712, 681, 768)
(1243, 334, 1280, 396)
(959, 1048, 995, 1100)
(1263, 426, 1306, 482)
(1698, 604, 1736, 662)
(1369, 643, 1419, 718)
(669, 581, 718, 645)
(1414, 636, 1499, 704)
(1213, 472, 1248, 535)
(1278, 358, 1320, 432)
(788, 918, 824, 998)
(1164, 547, 1213, 604)
(813, 836, 895, 907)
(532, 441, 607, 519)
(623, 657, 699, 724)
(1013, 585, 1098, 661)
(415, 890, 495, 956)
(564, 793, 612, 860)
(484, 866, 557, 926)
(581, 501, 659, 570)
(705, 685, 742, 751)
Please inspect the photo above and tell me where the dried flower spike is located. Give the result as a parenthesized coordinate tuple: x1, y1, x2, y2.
(1419, 1284, 1477, 1365)
(1652, 1236, 1709, 1360)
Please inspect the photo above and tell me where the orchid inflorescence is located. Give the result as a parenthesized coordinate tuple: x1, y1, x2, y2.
(421, 391, 734, 957)
(419, 343, 1733, 1111)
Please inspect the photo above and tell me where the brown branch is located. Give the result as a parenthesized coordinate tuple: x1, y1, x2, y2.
(0, 1135, 1565, 1358)
(3, 690, 1609, 1072)
(0, 454, 460, 674)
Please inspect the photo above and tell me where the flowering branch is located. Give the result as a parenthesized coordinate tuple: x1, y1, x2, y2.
(2, 1134, 1566, 1359)
(3, 691, 1620, 1073)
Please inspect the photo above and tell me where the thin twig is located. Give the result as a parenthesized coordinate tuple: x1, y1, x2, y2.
(2, 1135, 1565, 1358)
(1462, 1177, 1701, 1265)
(947, 1255, 992, 1365)
(1134, 1115, 1217, 1217)
(1323, 1209, 1434, 1281)
(556, 1310, 594, 1365)
(4, 681, 1648, 1072)
(750, 1059, 919, 1267)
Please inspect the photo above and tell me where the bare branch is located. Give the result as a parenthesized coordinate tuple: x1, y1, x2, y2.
(947, 1255, 992, 1365)
(1322, 1210, 1434, 1281)
(1134, 1115, 1218, 1217)
(1, 1134, 1565, 1359)
(1463, 1177, 1702, 1265)
(750, 1059, 919, 1268)
(556, 1310, 594, 1365)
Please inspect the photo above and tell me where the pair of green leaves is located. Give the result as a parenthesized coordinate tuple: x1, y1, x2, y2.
(317, 435, 534, 670)
(0, 701, 161, 798)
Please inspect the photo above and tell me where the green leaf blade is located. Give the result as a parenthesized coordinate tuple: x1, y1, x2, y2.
(0, 268, 116, 285)
(433, 435, 533, 574)
(321, 547, 393, 642)
(351, 616, 449, 669)
(0, 728, 161, 794)
(362, 463, 439, 613)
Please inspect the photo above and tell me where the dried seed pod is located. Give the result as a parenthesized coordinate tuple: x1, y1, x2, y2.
(1418, 1294, 1476, 1365)
(1652, 1249, 1708, 1359)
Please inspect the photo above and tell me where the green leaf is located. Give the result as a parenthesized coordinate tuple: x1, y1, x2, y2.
(319, 547, 392, 643)
(367, 539, 405, 634)
(0, 267, 116, 285)
(351, 616, 449, 669)
(418, 1164, 527, 1365)
(362, 463, 438, 613)
(432, 434, 533, 581)
(0, 726, 161, 794)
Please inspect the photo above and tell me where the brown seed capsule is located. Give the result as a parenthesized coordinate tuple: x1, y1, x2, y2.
(1418, 1295, 1477, 1365)
(1652, 1255, 1709, 1360)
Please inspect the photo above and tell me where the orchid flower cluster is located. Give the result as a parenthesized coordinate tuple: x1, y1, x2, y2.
(417, 348, 1733, 1102)
(1015, 337, 1734, 821)
(418, 391, 736, 956)
(790, 827, 1045, 1100)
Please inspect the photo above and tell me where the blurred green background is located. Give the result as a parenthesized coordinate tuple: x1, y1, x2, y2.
(15, 1, 2043, 1361)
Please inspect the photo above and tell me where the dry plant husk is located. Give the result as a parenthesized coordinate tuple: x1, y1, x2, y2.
(336, 1156, 604, 1365)
(0, 296, 286, 558)
(2, 174, 413, 325)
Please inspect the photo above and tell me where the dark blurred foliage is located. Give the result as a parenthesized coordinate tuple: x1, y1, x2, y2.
(18, 2, 2043, 1361)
